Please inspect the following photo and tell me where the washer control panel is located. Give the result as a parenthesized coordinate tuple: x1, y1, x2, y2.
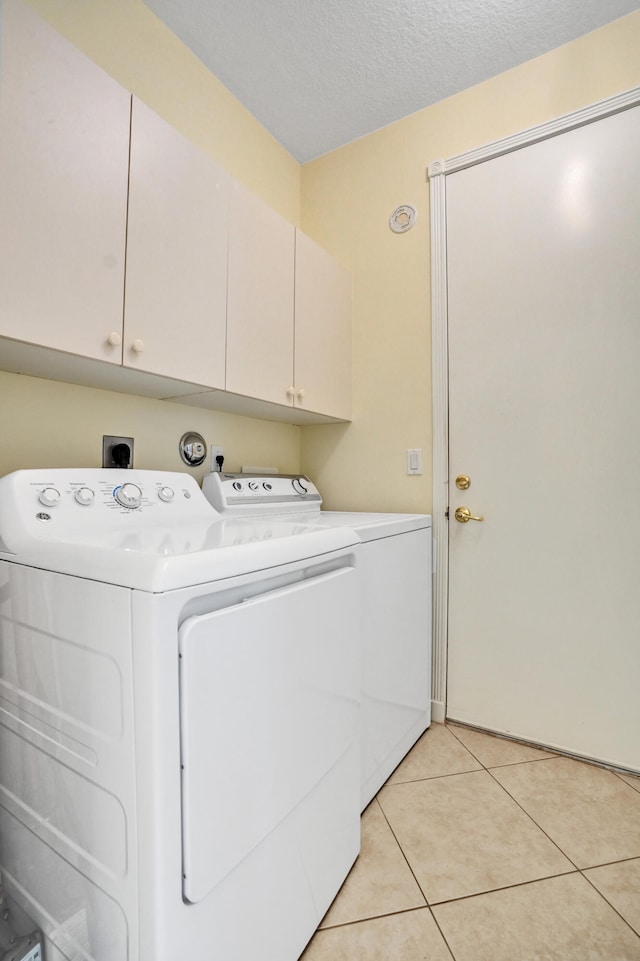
(202, 472, 322, 516)
(0, 468, 219, 552)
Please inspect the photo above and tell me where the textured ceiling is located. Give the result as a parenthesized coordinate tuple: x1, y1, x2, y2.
(142, 0, 639, 162)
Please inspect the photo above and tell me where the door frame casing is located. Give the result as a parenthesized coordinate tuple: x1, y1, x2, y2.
(427, 85, 640, 725)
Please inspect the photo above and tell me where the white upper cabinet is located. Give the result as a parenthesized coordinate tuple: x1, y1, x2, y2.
(124, 99, 229, 388)
(226, 181, 296, 405)
(225, 183, 352, 418)
(0, 0, 352, 423)
(0, 0, 130, 362)
(294, 231, 352, 420)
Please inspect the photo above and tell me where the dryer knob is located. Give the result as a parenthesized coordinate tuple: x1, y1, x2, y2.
(74, 487, 95, 506)
(292, 477, 308, 495)
(232, 481, 243, 492)
(115, 483, 143, 509)
(38, 487, 61, 508)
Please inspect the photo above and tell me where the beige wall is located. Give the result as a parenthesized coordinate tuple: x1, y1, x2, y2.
(0, 0, 303, 480)
(0, 371, 300, 480)
(4, 4, 640, 494)
(26, 0, 301, 223)
(300, 12, 640, 511)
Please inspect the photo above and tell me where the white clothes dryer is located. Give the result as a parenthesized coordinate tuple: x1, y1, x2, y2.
(202, 472, 432, 808)
(0, 469, 361, 961)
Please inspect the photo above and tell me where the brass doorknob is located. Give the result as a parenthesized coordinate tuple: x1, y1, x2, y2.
(454, 506, 484, 523)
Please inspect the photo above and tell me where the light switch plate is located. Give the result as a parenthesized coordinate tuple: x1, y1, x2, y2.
(407, 448, 423, 475)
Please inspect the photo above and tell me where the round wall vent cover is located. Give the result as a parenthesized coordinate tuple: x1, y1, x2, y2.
(389, 204, 417, 233)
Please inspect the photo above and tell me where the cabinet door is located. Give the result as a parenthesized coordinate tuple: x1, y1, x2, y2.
(294, 231, 352, 419)
(0, 0, 130, 362)
(124, 99, 229, 388)
(226, 182, 295, 405)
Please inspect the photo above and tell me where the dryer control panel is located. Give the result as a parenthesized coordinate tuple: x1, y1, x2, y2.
(0, 468, 219, 553)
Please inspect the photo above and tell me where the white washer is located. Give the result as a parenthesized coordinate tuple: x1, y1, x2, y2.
(0, 468, 361, 961)
(202, 472, 432, 808)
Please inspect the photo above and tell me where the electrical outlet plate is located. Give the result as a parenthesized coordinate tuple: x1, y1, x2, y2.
(211, 445, 224, 471)
(102, 435, 134, 469)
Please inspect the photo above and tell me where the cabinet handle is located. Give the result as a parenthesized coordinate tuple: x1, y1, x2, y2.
(107, 331, 122, 347)
(286, 386, 296, 398)
(131, 338, 145, 353)
(296, 388, 305, 400)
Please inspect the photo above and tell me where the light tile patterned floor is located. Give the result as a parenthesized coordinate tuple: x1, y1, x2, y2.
(300, 723, 640, 960)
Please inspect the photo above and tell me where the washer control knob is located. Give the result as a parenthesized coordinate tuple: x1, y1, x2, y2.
(248, 481, 259, 491)
(292, 477, 309, 495)
(38, 487, 61, 508)
(74, 487, 94, 507)
(115, 483, 143, 509)
(232, 481, 243, 492)
(263, 482, 273, 491)
(158, 486, 174, 503)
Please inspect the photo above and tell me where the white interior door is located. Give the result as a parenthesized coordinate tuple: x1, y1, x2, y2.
(445, 104, 640, 772)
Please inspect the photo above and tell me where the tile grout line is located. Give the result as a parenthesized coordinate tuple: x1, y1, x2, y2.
(444, 723, 558, 768)
(612, 770, 640, 794)
(382, 727, 582, 927)
(580, 867, 640, 942)
(387, 765, 487, 788)
(483, 761, 582, 871)
(319, 902, 444, 931)
(315, 726, 640, 958)
(428, 867, 579, 908)
(373, 796, 459, 961)
(477, 754, 640, 938)
(447, 721, 640, 783)
(443, 724, 585, 873)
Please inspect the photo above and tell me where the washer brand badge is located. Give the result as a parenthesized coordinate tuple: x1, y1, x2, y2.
(36, 512, 52, 522)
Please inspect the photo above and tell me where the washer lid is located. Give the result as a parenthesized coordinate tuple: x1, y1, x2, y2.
(0, 469, 358, 591)
(203, 472, 431, 540)
(309, 511, 432, 542)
